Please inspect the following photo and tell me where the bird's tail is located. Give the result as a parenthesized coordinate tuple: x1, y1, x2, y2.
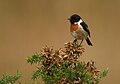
(86, 37, 93, 46)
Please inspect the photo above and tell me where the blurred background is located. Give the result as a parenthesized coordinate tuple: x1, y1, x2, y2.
(0, 0, 120, 83)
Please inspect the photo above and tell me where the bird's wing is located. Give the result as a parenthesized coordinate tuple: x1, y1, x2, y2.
(80, 21, 90, 37)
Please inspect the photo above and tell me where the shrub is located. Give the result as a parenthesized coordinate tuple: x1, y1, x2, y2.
(27, 41, 108, 84)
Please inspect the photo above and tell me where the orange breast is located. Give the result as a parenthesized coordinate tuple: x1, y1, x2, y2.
(70, 24, 86, 40)
(70, 24, 78, 32)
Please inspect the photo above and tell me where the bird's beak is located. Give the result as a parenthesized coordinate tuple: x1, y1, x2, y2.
(68, 18, 70, 20)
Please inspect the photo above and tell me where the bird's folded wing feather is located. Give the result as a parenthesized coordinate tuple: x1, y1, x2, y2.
(80, 21, 90, 37)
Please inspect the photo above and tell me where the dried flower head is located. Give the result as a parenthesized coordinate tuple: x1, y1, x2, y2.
(27, 41, 108, 84)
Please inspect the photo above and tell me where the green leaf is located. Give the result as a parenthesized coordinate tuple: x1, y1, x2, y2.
(63, 67, 75, 82)
(81, 74, 92, 84)
(76, 62, 84, 77)
(0, 71, 22, 84)
(99, 68, 109, 78)
(95, 68, 109, 84)
(27, 53, 44, 65)
(32, 66, 45, 80)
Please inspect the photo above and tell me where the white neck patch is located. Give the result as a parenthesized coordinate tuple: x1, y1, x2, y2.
(79, 19, 83, 23)
(74, 19, 83, 24)
(74, 19, 85, 31)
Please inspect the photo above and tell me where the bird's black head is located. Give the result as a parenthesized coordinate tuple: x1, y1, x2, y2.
(68, 14, 81, 24)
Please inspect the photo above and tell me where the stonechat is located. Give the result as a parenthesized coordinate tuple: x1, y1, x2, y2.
(68, 14, 93, 46)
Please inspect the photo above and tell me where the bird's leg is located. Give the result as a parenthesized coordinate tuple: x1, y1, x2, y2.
(79, 39, 83, 46)
(73, 39, 77, 43)
(73, 39, 78, 47)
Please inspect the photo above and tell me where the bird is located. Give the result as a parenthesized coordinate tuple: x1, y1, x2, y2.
(68, 14, 93, 46)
